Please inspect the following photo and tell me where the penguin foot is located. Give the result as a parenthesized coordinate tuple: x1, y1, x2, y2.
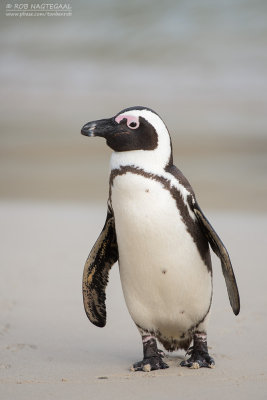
(132, 334, 168, 371)
(180, 332, 215, 369)
(131, 356, 169, 372)
(180, 350, 215, 369)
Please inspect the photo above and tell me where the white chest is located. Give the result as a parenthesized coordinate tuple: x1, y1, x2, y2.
(110, 172, 212, 337)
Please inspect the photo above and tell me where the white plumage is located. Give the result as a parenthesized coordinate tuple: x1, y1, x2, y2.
(111, 169, 212, 341)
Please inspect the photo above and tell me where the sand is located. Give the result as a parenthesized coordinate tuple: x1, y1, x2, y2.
(0, 201, 266, 399)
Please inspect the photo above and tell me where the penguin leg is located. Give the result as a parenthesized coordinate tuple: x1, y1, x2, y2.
(131, 335, 169, 372)
(180, 331, 215, 369)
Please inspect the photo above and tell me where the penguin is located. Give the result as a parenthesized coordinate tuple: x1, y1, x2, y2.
(80, 106, 240, 371)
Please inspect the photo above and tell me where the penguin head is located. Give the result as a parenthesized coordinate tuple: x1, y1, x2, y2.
(81, 106, 173, 170)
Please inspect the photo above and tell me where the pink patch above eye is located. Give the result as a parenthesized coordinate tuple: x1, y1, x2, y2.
(115, 114, 139, 129)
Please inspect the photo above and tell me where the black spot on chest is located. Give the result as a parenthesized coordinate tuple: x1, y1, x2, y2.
(162, 269, 167, 274)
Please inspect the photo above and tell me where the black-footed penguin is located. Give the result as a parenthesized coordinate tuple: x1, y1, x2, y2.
(81, 106, 240, 371)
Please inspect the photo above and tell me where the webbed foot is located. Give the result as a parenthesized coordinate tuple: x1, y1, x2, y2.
(132, 356, 169, 372)
(180, 332, 215, 369)
(132, 334, 169, 372)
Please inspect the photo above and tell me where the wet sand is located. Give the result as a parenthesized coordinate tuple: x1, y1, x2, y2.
(0, 201, 266, 399)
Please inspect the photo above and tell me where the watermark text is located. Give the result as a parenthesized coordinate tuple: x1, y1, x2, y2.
(5, 3, 72, 17)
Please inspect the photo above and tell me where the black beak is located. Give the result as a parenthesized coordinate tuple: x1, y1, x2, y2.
(81, 118, 116, 138)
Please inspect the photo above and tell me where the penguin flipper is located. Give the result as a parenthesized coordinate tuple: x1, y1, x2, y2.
(193, 203, 240, 316)
(82, 207, 118, 327)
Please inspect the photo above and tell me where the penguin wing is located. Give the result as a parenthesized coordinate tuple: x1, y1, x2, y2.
(193, 202, 240, 315)
(82, 207, 118, 327)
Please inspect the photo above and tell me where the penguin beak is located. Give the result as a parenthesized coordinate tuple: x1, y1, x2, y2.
(81, 118, 117, 138)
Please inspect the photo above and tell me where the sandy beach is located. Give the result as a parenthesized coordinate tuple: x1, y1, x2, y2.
(0, 201, 266, 399)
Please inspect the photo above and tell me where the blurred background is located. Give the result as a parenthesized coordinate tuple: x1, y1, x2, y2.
(0, 0, 266, 211)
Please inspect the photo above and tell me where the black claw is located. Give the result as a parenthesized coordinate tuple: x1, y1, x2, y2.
(180, 356, 215, 369)
(157, 349, 165, 358)
(132, 356, 169, 372)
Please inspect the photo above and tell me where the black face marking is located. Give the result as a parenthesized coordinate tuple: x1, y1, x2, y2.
(106, 116, 158, 152)
(109, 165, 212, 272)
(81, 106, 164, 153)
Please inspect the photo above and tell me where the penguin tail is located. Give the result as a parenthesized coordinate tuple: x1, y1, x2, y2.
(157, 334, 192, 352)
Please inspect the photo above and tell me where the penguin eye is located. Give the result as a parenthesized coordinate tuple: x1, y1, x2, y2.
(115, 114, 140, 129)
(127, 120, 139, 130)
